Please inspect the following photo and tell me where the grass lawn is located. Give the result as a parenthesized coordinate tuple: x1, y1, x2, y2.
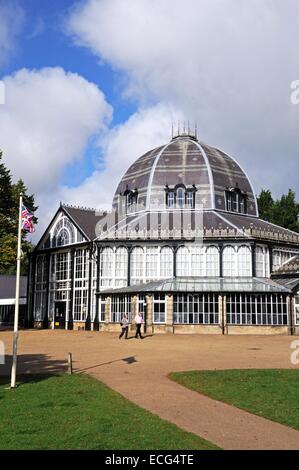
(170, 369, 299, 430)
(0, 373, 218, 450)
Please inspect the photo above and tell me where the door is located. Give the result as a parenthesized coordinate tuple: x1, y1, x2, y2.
(54, 302, 66, 329)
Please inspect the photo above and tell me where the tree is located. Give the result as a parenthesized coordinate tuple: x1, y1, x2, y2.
(0, 151, 38, 275)
(257, 189, 274, 222)
(257, 188, 299, 233)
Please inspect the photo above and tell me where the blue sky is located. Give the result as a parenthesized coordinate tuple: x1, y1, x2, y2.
(0, 0, 298, 239)
(1, 0, 137, 188)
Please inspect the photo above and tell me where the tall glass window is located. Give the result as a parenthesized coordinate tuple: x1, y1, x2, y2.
(176, 246, 190, 276)
(256, 246, 265, 277)
(237, 246, 251, 277)
(160, 247, 173, 278)
(176, 187, 185, 208)
(111, 295, 131, 323)
(166, 191, 175, 208)
(153, 294, 166, 323)
(146, 247, 159, 280)
(115, 247, 128, 287)
(174, 294, 219, 324)
(206, 246, 220, 277)
(223, 246, 236, 277)
(100, 247, 114, 287)
(186, 191, 195, 209)
(190, 246, 205, 276)
(226, 294, 288, 325)
(131, 247, 144, 281)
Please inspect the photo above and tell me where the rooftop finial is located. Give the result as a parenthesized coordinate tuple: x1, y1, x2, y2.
(171, 120, 198, 141)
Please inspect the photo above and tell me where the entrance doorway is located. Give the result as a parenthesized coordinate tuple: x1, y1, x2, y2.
(54, 302, 66, 329)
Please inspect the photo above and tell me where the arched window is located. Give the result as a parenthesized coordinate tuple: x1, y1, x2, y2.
(160, 247, 173, 277)
(176, 246, 190, 276)
(190, 246, 205, 276)
(145, 247, 159, 279)
(176, 187, 185, 208)
(206, 246, 220, 277)
(237, 246, 251, 277)
(223, 246, 236, 277)
(100, 247, 114, 286)
(256, 246, 265, 277)
(115, 247, 128, 282)
(58, 228, 70, 246)
(131, 247, 144, 280)
(53, 217, 75, 247)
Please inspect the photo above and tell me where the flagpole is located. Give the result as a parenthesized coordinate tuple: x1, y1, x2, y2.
(11, 193, 23, 389)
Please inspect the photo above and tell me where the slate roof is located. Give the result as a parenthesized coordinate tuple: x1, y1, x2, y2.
(112, 135, 258, 216)
(0, 276, 27, 300)
(61, 205, 299, 245)
(63, 205, 107, 241)
(49, 134, 299, 247)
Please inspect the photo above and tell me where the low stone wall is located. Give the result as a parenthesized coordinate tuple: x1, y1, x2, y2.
(33, 321, 292, 335)
(226, 325, 289, 335)
(174, 324, 222, 334)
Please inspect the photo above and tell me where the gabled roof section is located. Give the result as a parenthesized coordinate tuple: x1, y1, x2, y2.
(35, 204, 107, 251)
(62, 205, 107, 241)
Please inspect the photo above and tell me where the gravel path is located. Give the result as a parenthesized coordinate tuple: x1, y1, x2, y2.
(1, 330, 299, 450)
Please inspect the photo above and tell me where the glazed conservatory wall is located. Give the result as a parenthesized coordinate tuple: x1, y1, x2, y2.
(32, 242, 297, 328)
(96, 292, 291, 335)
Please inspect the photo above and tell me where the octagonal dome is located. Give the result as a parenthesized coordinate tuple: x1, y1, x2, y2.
(113, 135, 258, 217)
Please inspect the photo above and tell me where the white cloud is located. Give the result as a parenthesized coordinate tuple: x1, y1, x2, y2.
(61, 103, 183, 210)
(0, 67, 112, 192)
(66, 0, 299, 197)
(0, 1, 24, 65)
(0, 67, 112, 239)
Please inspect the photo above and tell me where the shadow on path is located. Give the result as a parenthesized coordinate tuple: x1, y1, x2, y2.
(76, 355, 138, 373)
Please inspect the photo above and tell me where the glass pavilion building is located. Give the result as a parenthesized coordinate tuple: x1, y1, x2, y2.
(28, 131, 299, 335)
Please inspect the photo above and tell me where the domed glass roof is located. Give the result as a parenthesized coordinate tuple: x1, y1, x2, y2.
(113, 135, 258, 217)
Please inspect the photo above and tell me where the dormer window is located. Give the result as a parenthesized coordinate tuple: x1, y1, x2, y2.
(124, 189, 138, 213)
(186, 190, 195, 209)
(225, 188, 247, 214)
(176, 187, 185, 208)
(165, 185, 196, 209)
(166, 191, 175, 208)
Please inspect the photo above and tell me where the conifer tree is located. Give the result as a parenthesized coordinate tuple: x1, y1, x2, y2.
(0, 152, 38, 274)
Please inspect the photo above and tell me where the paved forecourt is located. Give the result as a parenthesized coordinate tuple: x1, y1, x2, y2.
(1, 330, 299, 450)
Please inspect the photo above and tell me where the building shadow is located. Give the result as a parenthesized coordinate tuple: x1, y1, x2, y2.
(0, 354, 68, 385)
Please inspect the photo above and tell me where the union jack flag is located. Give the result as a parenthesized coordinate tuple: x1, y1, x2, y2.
(22, 205, 35, 233)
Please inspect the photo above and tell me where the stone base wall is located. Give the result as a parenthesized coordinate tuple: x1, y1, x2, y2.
(34, 321, 45, 329)
(72, 322, 87, 331)
(152, 324, 173, 334)
(33, 321, 292, 335)
(174, 324, 222, 334)
(226, 325, 289, 335)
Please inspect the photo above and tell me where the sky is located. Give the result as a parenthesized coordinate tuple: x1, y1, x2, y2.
(0, 0, 298, 241)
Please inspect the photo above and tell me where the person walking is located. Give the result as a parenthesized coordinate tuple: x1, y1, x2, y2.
(134, 312, 144, 339)
(119, 313, 129, 339)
